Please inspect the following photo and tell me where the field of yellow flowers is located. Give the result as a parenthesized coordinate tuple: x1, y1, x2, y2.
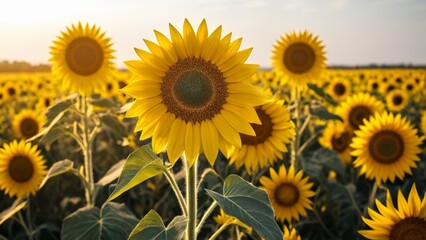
(0, 20, 425, 240)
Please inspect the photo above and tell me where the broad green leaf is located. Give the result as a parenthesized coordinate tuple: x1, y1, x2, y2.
(39, 160, 74, 188)
(39, 127, 65, 145)
(307, 83, 338, 106)
(96, 160, 126, 186)
(0, 198, 26, 225)
(90, 98, 120, 108)
(128, 210, 187, 240)
(107, 145, 165, 201)
(26, 110, 65, 142)
(100, 115, 128, 137)
(206, 175, 283, 240)
(61, 202, 138, 240)
(310, 105, 343, 121)
(45, 93, 77, 122)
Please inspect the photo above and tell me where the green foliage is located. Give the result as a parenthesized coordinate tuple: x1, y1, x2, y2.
(206, 174, 283, 240)
(39, 159, 74, 188)
(61, 202, 138, 240)
(100, 115, 128, 137)
(128, 210, 187, 240)
(307, 83, 338, 106)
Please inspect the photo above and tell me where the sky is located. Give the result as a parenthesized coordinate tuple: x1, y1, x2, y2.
(0, 0, 425, 68)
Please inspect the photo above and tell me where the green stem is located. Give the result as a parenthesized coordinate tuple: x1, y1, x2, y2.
(196, 201, 218, 235)
(186, 158, 198, 240)
(291, 87, 301, 166)
(82, 96, 94, 206)
(364, 183, 378, 216)
(163, 167, 188, 216)
(208, 219, 233, 240)
(17, 211, 32, 240)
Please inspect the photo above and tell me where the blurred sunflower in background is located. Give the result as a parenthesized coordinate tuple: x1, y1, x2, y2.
(271, 30, 326, 88)
(260, 165, 315, 223)
(0, 140, 47, 198)
(351, 112, 423, 183)
(50, 22, 115, 95)
(122, 19, 267, 166)
(228, 99, 294, 174)
(283, 225, 301, 240)
(386, 89, 409, 112)
(319, 120, 353, 165)
(421, 111, 426, 136)
(359, 184, 426, 240)
(12, 109, 46, 139)
(336, 92, 385, 130)
(2, 81, 21, 100)
(327, 77, 352, 102)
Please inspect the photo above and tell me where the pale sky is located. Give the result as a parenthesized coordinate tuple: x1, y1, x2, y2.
(1, 0, 425, 68)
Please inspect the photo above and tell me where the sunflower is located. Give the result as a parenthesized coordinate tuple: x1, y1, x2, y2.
(12, 109, 46, 139)
(50, 22, 115, 95)
(421, 111, 426, 136)
(260, 165, 315, 223)
(386, 89, 409, 112)
(271, 30, 326, 88)
(368, 79, 380, 93)
(359, 184, 426, 240)
(0, 140, 47, 198)
(327, 77, 351, 101)
(228, 99, 295, 174)
(2, 81, 21, 100)
(351, 112, 423, 183)
(213, 209, 252, 232)
(122, 19, 267, 166)
(318, 120, 353, 165)
(336, 92, 385, 130)
(283, 225, 301, 240)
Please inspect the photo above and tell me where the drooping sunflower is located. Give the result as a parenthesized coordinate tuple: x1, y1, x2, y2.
(283, 225, 301, 240)
(351, 112, 423, 183)
(122, 19, 267, 166)
(318, 120, 353, 165)
(228, 99, 295, 174)
(50, 22, 115, 95)
(271, 30, 326, 88)
(327, 77, 351, 102)
(260, 165, 315, 223)
(386, 89, 409, 112)
(359, 184, 426, 240)
(336, 92, 385, 130)
(0, 140, 47, 198)
(12, 109, 46, 139)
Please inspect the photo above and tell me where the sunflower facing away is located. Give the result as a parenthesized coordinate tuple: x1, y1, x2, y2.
(50, 22, 115, 95)
(359, 184, 426, 240)
(228, 99, 295, 174)
(260, 165, 315, 223)
(12, 109, 46, 139)
(0, 140, 47, 198)
(283, 225, 301, 240)
(351, 112, 423, 184)
(386, 89, 409, 112)
(318, 120, 353, 165)
(271, 30, 326, 88)
(336, 92, 385, 130)
(122, 19, 267, 166)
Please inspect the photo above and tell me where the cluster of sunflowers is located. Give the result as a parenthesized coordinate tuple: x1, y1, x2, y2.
(0, 19, 425, 240)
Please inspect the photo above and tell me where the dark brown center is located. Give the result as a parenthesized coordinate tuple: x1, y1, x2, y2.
(369, 130, 404, 164)
(348, 106, 372, 130)
(331, 131, 351, 152)
(65, 37, 104, 76)
(20, 118, 39, 138)
(8, 155, 34, 182)
(390, 217, 426, 240)
(372, 82, 378, 90)
(283, 42, 316, 74)
(240, 108, 273, 145)
(8, 87, 16, 96)
(392, 95, 403, 106)
(275, 183, 300, 206)
(333, 83, 346, 96)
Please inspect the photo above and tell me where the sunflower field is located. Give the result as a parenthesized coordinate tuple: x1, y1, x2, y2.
(0, 20, 425, 240)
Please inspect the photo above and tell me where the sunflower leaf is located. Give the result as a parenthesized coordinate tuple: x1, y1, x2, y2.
(107, 145, 165, 201)
(61, 202, 138, 240)
(307, 83, 338, 106)
(39, 159, 74, 189)
(90, 98, 120, 108)
(205, 174, 283, 240)
(128, 210, 187, 240)
(0, 198, 27, 225)
(100, 115, 128, 137)
(310, 104, 343, 121)
(96, 159, 126, 186)
(45, 93, 77, 122)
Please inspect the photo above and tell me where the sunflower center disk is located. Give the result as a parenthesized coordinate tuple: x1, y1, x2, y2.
(8, 155, 34, 182)
(348, 106, 372, 130)
(333, 83, 346, 96)
(393, 95, 403, 105)
(7, 87, 16, 96)
(65, 37, 104, 76)
(275, 183, 299, 206)
(390, 217, 426, 240)
(20, 118, 39, 138)
(369, 130, 404, 164)
(162, 57, 227, 123)
(240, 108, 273, 145)
(331, 132, 351, 152)
(284, 42, 316, 74)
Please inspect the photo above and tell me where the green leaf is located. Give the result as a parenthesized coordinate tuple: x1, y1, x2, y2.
(129, 210, 187, 240)
(0, 198, 27, 225)
(90, 98, 120, 108)
(307, 83, 338, 106)
(39, 159, 74, 188)
(26, 110, 65, 143)
(39, 127, 65, 145)
(206, 175, 283, 240)
(107, 145, 165, 201)
(100, 115, 128, 137)
(310, 105, 343, 121)
(312, 148, 345, 179)
(61, 202, 138, 240)
(96, 160, 126, 186)
(45, 94, 77, 122)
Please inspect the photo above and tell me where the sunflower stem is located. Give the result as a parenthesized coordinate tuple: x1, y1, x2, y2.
(81, 96, 94, 206)
(208, 219, 233, 240)
(291, 87, 302, 166)
(186, 157, 198, 240)
(196, 201, 218, 235)
(17, 211, 33, 240)
(364, 183, 378, 216)
(163, 166, 188, 216)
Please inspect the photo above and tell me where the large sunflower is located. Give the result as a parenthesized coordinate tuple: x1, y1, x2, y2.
(0, 140, 47, 198)
(12, 109, 46, 139)
(318, 120, 353, 165)
(351, 112, 423, 183)
(271, 30, 326, 88)
(228, 99, 294, 174)
(260, 165, 315, 223)
(122, 19, 267, 166)
(50, 22, 115, 95)
(359, 184, 426, 240)
(386, 89, 409, 112)
(336, 92, 385, 130)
